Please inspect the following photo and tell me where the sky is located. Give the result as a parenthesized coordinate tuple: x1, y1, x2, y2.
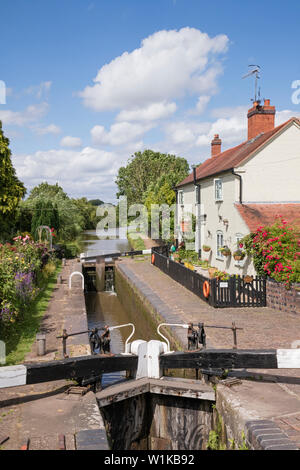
(0, 0, 300, 203)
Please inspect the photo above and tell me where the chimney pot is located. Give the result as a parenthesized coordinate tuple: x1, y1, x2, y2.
(211, 134, 222, 157)
(247, 98, 275, 140)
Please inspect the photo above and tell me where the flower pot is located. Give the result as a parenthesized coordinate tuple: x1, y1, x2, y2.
(209, 267, 218, 278)
(202, 246, 211, 252)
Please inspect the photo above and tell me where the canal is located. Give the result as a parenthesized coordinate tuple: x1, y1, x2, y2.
(81, 232, 217, 451)
(82, 231, 160, 386)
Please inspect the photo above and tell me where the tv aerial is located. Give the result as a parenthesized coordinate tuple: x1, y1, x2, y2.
(242, 65, 261, 103)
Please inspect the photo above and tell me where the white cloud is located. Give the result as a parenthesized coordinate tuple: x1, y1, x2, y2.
(13, 146, 122, 201)
(34, 124, 61, 135)
(0, 102, 48, 127)
(60, 135, 82, 148)
(91, 121, 154, 146)
(116, 101, 177, 122)
(192, 95, 211, 115)
(79, 27, 229, 112)
(276, 109, 300, 125)
(164, 121, 211, 147)
(25, 81, 52, 99)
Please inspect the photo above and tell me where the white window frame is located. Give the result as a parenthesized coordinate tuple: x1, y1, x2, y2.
(216, 230, 224, 260)
(178, 190, 184, 205)
(214, 178, 223, 202)
(195, 185, 200, 205)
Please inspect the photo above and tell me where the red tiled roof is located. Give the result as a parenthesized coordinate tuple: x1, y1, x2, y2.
(177, 118, 300, 187)
(235, 203, 300, 233)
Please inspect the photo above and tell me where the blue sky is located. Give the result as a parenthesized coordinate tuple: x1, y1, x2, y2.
(0, 0, 299, 202)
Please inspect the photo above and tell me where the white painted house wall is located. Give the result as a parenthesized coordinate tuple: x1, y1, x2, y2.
(178, 173, 255, 275)
(199, 173, 255, 275)
(177, 121, 300, 275)
(237, 122, 300, 202)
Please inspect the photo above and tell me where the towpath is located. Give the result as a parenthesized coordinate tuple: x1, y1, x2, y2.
(0, 259, 107, 450)
(117, 257, 300, 449)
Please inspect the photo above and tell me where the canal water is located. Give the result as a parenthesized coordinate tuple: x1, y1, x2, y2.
(82, 231, 159, 386)
(81, 229, 131, 255)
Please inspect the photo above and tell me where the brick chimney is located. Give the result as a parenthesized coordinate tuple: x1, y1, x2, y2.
(247, 99, 276, 140)
(211, 134, 222, 157)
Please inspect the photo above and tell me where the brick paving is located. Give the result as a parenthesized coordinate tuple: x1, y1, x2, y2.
(117, 257, 300, 448)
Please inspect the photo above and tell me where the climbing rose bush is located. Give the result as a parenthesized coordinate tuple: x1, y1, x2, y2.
(241, 216, 300, 285)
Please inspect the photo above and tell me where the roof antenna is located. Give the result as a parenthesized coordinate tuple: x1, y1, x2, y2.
(242, 65, 261, 103)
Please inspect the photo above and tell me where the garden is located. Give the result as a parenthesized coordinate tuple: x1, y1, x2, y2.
(0, 234, 61, 365)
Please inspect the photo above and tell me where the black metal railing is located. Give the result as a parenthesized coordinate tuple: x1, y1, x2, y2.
(152, 247, 212, 305)
(151, 247, 266, 308)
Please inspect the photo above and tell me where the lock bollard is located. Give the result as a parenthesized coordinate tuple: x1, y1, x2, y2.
(36, 333, 46, 356)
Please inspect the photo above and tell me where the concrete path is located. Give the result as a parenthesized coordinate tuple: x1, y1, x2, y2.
(0, 259, 108, 450)
(117, 258, 300, 449)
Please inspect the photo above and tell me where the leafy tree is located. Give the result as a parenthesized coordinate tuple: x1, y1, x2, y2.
(116, 150, 189, 207)
(28, 182, 67, 200)
(23, 183, 83, 242)
(88, 199, 104, 206)
(30, 199, 60, 240)
(0, 122, 26, 240)
(72, 197, 98, 230)
(143, 168, 190, 240)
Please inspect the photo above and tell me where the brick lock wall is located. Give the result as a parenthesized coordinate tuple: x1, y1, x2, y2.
(266, 279, 300, 314)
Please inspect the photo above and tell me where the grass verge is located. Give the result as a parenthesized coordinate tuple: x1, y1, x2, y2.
(1, 260, 62, 366)
(127, 233, 146, 251)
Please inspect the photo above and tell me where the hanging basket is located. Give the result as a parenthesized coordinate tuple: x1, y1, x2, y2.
(220, 247, 231, 257)
(202, 245, 211, 252)
(233, 250, 245, 261)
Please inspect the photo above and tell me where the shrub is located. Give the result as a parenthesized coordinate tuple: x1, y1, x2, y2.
(241, 216, 300, 286)
(0, 235, 55, 328)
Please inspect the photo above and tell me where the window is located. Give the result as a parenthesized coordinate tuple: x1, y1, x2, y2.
(195, 185, 200, 204)
(178, 190, 184, 205)
(236, 233, 243, 247)
(216, 231, 224, 260)
(214, 178, 223, 201)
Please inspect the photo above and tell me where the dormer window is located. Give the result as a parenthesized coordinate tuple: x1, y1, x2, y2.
(214, 178, 223, 201)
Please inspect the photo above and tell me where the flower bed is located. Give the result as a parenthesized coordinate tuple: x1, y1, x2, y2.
(0, 235, 54, 328)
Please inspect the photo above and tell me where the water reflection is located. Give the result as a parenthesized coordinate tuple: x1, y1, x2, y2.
(81, 229, 131, 255)
(85, 292, 160, 387)
(85, 292, 160, 352)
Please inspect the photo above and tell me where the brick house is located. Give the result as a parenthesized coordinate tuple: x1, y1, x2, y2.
(176, 99, 300, 275)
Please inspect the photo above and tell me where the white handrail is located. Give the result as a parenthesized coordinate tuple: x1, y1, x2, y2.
(69, 271, 84, 290)
(157, 323, 189, 352)
(109, 323, 135, 354)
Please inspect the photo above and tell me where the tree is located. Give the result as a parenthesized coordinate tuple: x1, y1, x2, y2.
(89, 199, 104, 206)
(0, 122, 26, 240)
(28, 182, 67, 200)
(72, 197, 98, 230)
(31, 199, 60, 240)
(23, 182, 83, 241)
(116, 150, 189, 207)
